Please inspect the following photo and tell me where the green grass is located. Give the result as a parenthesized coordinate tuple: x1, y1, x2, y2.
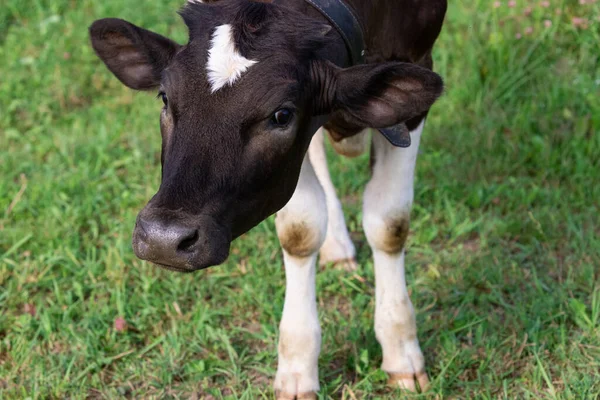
(1, 0, 599, 398)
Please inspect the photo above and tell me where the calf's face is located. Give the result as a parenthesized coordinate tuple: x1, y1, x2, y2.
(90, 1, 443, 272)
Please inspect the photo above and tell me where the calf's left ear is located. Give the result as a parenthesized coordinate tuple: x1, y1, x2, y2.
(312, 61, 444, 130)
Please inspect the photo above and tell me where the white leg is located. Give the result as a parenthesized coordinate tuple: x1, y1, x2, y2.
(308, 127, 357, 270)
(363, 121, 429, 391)
(274, 156, 326, 400)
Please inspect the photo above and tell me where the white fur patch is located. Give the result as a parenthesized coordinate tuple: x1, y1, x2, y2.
(274, 157, 325, 396)
(206, 24, 257, 93)
(308, 128, 357, 267)
(364, 121, 427, 390)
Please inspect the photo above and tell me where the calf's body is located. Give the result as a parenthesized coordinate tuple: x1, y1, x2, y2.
(90, 0, 446, 397)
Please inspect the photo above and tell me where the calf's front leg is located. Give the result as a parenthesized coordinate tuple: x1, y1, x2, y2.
(274, 156, 327, 400)
(363, 121, 429, 392)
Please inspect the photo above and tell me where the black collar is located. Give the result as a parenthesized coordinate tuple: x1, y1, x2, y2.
(304, 0, 412, 148)
(304, 0, 365, 65)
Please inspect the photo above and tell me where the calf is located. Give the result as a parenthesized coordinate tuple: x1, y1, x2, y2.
(90, 0, 446, 397)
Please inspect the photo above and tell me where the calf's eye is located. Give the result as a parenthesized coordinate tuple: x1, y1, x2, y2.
(270, 108, 293, 127)
(158, 92, 168, 107)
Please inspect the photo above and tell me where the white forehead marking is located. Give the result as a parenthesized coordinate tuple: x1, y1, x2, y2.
(206, 24, 257, 93)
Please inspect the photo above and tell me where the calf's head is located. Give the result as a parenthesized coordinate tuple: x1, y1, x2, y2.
(90, 1, 443, 272)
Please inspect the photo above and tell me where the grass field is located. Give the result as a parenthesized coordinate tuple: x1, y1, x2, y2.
(1, 0, 600, 398)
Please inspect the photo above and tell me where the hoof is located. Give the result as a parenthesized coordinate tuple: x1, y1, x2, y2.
(275, 391, 317, 400)
(318, 233, 356, 269)
(320, 257, 358, 272)
(388, 371, 430, 392)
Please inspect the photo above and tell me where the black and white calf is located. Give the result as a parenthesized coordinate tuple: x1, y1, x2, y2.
(90, 0, 446, 397)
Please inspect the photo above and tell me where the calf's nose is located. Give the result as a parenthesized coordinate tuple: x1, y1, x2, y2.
(140, 216, 198, 250)
(132, 213, 229, 271)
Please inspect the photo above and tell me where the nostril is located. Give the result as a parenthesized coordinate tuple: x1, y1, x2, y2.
(177, 229, 199, 252)
(136, 218, 150, 241)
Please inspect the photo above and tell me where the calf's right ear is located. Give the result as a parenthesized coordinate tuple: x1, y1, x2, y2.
(89, 18, 181, 90)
